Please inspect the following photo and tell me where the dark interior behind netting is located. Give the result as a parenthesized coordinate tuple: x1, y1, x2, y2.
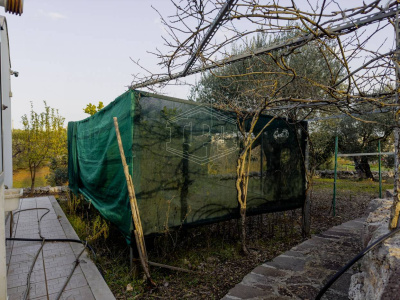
(68, 90, 307, 244)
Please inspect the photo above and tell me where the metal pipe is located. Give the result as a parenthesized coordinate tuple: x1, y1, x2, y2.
(392, 5, 400, 229)
(333, 136, 338, 217)
(260, 132, 263, 192)
(302, 122, 311, 237)
(182, 0, 237, 76)
(379, 141, 382, 198)
(55, 242, 88, 300)
(338, 152, 394, 157)
(316, 226, 400, 299)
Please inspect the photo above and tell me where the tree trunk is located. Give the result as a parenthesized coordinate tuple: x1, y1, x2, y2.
(353, 157, 363, 178)
(236, 152, 249, 255)
(353, 156, 374, 180)
(240, 207, 249, 254)
(30, 166, 36, 195)
(360, 156, 374, 179)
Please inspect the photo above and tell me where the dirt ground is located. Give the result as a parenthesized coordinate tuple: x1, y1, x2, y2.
(59, 178, 390, 299)
(309, 178, 391, 233)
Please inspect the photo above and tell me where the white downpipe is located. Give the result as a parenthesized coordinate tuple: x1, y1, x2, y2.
(0, 182, 6, 300)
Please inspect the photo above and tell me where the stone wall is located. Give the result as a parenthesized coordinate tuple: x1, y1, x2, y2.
(315, 170, 393, 180)
(348, 198, 400, 299)
(21, 185, 69, 195)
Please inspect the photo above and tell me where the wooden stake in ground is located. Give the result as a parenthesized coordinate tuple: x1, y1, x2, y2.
(113, 117, 152, 282)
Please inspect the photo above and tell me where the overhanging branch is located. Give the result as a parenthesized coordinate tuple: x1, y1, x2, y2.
(131, 7, 399, 89)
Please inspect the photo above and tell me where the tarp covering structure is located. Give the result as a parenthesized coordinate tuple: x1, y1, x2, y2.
(68, 90, 307, 244)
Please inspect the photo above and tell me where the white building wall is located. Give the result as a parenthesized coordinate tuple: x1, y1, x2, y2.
(0, 15, 11, 299)
(0, 176, 6, 300)
(0, 17, 12, 188)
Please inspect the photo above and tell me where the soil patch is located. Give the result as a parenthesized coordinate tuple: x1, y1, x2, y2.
(57, 178, 391, 299)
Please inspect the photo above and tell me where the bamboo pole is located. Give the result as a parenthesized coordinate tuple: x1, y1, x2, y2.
(113, 117, 151, 281)
(131, 259, 196, 274)
(148, 261, 196, 273)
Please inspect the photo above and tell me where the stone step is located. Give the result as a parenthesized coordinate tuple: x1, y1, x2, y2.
(223, 217, 366, 299)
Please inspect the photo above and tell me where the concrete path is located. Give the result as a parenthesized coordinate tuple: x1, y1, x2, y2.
(223, 218, 365, 300)
(5, 196, 115, 300)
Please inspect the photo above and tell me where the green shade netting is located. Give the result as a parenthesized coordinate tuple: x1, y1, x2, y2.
(68, 91, 134, 243)
(68, 90, 307, 244)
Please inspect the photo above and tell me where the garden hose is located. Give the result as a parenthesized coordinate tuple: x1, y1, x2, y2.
(11, 208, 49, 300)
(55, 241, 88, 300)
(23, 238, 45, 300)
(12, 207, 50, 238)
(7, 207, 96, 299)
(315, 226, 400, 300)
(6, 237, 96, 258)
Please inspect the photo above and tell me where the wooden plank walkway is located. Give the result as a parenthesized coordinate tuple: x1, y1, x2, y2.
(223, 218, 365, 300)
(5, 196, 115, 300)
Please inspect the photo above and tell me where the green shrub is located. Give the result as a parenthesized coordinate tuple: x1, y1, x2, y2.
(46, 157, 68, 186)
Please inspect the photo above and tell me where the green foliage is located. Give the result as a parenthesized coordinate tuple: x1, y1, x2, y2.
(188, 29, 339, 252)
(15, 101, 66, 191)
(64, 192, 109, 242)
(68, 215, 88, 238)
(190, 30, 343, 115)
(12, 129, 27, 170)
(88, 215, 109, 241)
(310, 110, 394, 177)
(46, 157, 68, 186)
(83, 101, 104, 116)
(383, 154, 394, 169)
(309, 119, 336, 170)
(336, 114, 392, 154)
(313, 177, 393, 194)
(46, 126, 68, 186)
(66, 192, 82, 214)
(68, 215, 109, 242)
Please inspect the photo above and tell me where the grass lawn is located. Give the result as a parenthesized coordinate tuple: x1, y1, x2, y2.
(313, 177, 393, 196)
(13, 166, 50, 188)
(336, 157, 392, 172)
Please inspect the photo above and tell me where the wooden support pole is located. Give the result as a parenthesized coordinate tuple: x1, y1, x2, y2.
(131, 259, 196, 274)
(113, 117, 152, 282)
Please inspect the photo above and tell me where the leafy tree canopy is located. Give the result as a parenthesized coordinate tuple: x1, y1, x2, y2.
(310, 108, 394, 178)
(190, 30, 343, 115)
(15, 101, 66, 192)
(83, 101, 104, 116)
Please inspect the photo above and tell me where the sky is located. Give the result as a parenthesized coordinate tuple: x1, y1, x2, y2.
(6, 0, 188, 128)
(4, 0, 396, 128)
